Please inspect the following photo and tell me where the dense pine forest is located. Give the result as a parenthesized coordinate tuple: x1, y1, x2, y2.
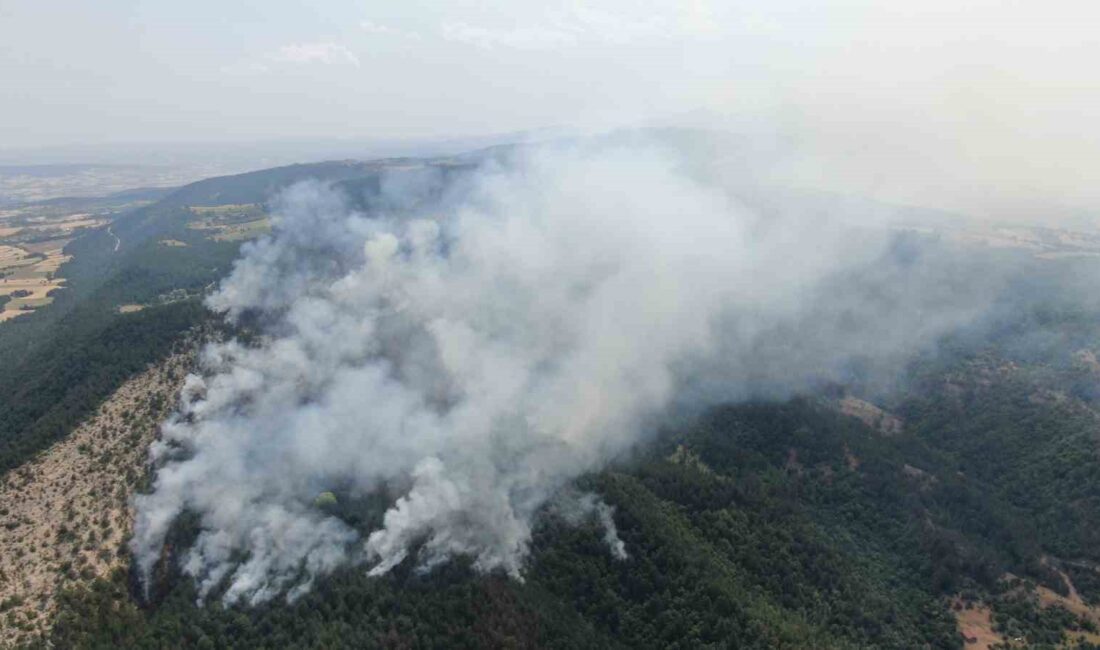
(41, 364, 1100, 648)
(5, 157, 1100, 648)
(39, 307, 1100, 647)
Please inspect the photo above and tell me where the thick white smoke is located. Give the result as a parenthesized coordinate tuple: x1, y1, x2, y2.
(132, 142, 993, 604)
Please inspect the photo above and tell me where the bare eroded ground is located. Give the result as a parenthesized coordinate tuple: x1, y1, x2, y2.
(953, 598, 1005, 649)
(837, 396, 903, 436)
(0, 352, 192, 646)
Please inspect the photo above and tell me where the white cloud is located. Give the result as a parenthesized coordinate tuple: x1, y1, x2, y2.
(221, 41, 361, 77)
(219, 61, 272, 76)
(440, 21, 578, 51)
(361, 20, 422, 41)
(438, 6, 700, 51)
(270, 42, 360, 67)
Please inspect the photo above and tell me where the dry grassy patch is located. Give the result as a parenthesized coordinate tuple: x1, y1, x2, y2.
(0, 245, 70, 322)
(0, 352, 193, 646)
(189, 217, 271, 242)
(1034, 564, 1100, 646)
(187, 203, 270, 242)
(952, 598, 1006, 649)
(0, 208, 114, 321)
(977, 565, 1100, 649)
(189, 203, 261, 215)
(837, 396, 903, 436)
(0, 245, 36, 270)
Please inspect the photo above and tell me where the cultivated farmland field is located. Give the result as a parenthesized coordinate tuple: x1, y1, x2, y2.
(186, 203, 271, 241)
(0, 202, 145, 321)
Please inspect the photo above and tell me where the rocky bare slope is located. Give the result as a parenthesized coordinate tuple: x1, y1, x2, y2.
(0, 350, 193, 646)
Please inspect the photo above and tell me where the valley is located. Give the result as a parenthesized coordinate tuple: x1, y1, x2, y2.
(5, 1, 1098, 647)
(0, 193, 159, 321)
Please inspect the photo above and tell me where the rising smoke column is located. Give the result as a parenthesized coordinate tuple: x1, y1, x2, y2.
(132, 142, 993, 604)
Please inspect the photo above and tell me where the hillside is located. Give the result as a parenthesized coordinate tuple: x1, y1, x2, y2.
(0, 156, 464, 478)
(28, 342, 1100, 649)
(4, 150, 1100, 648)
(0, 345, 195, 646)
(0, 297, 1092, 647)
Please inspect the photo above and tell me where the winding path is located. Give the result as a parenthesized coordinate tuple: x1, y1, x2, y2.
(107, 225, 120, 252)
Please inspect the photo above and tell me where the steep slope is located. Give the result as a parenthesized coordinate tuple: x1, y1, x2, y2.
(0, 345, 195, 646)
(35, 327, 1100, 649)
(7, 146, 1100, 648)
(0, 157, 441, 478)
(51, 401, 959, 649)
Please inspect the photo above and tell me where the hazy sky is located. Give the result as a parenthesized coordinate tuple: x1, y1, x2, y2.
(2, 1, 1100, 219)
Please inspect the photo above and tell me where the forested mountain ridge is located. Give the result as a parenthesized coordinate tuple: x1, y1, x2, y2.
(34, 345, 1100, 648)
(0, 157, 465, 477)
(0, 347, 197, 646)
(5, 304, 1099, 648)
(3, 151, 1100, 648)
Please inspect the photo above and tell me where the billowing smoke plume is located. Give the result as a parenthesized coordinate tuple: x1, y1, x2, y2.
(132, 141, 996, 604)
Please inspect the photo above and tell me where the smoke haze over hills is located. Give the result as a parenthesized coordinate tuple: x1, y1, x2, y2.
(131, 139, 1008, 603)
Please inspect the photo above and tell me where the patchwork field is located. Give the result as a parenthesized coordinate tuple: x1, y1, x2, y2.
(0, 205, 131, 321)
(0, 243, 73, 322)
(0, 163, 216, 204)
(187, 203, 271, 241)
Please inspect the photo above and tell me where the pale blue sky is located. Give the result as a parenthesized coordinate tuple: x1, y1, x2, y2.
(2, 1, 1100, 220)
(3, 1, 1092, 146)
(1, 0, 766, 146)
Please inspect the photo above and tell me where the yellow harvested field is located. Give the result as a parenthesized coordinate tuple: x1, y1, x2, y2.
(0, 208, 118, 324)
(0, 246, 70, 321)
(32, 253, 68, 275)
(213, 218, 271, 241)
(189, 203, 262, 214)
(0, 207, 94, 323)
(159, 238, 188, 247)
(0, 245, 36, 269)
(118, 303, 145, 313)
(0, 279, 60, 300)
(20, 238, 67, 255)
(190, 216, 271, 241)
(51, 217, 102, 229)
(10, 215, 108, 241)
(19, 215, 104, 230)
(186, 203, 270, 242)
(0, 352, 193, 645)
